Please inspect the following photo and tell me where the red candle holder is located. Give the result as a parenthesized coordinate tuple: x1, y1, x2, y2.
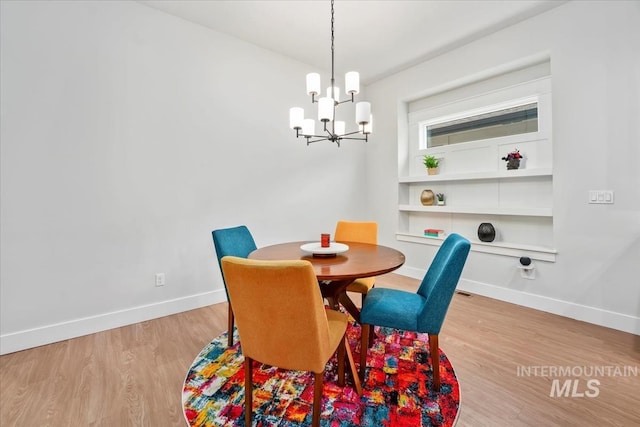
(321, 233, 330, 247)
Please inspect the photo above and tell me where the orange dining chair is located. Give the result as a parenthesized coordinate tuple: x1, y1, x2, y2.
(212, 225, 257, 347)
(220, 256, 361, 427)
(359, 233, 471, 392)
(334, 220, 378, 306)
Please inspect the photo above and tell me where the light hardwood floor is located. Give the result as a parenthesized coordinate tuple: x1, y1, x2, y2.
(1, 273, 639, 426)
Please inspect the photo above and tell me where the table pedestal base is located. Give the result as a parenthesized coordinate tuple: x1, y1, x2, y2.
(320, 279, 360, 323)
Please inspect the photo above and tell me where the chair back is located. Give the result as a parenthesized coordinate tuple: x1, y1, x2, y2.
(416, 233, 470, 333)
(220, 256, 335, 374)
(334, 221, 377, 245)
(212, 226, 257, 299)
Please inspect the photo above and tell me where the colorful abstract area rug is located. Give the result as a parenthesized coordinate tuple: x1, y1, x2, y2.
(183, 322, 459, 426)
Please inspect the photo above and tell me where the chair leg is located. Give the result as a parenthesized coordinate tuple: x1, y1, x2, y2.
(368, 324, 375, 348)
(429, 334, 440, 392)
(337, 336, 346, 387)
(344, 337, 362, 395)
(361, 290, 375, 348)
(359, 324, 370, 381)
(244, 356, 253, 426)
(312, 372, 323, 427)
(227, 305, 235, 347)
(360, 282, 374, 306)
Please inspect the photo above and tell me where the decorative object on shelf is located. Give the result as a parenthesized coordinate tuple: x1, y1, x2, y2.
(436, 193, 445, 205)
(424, 228, 445, 238)
(420, 189, 435, 206)
(423, 155, 439, 175)
(288, 0, 371, 147)
(501, 149, 523, 170)
(477, 222, 496, 242)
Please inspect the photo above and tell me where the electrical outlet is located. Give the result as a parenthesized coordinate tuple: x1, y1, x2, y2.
(518, 265, 536, 280)
(155, 273, 165, 287)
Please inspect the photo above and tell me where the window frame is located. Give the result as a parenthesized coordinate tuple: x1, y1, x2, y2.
(418, 95, 540, 150)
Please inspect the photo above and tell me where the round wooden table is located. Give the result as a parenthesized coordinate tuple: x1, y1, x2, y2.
(249, 241, 405, 323)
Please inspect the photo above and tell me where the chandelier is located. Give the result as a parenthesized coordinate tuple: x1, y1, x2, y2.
(288, 0, 372, 147)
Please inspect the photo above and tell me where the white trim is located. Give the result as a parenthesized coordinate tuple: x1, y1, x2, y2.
(0, 290, 227, 355)
(400, 51, 552, 105)
(396, 233, 557, 262)
(397, 205, 553, 217)
(399, 167, 553, 183)
(395, 267, 639, 335)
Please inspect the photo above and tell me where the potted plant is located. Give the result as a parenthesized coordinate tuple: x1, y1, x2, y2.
(436, 193, 445, 205)
(501, 149, 523, 170)
(423, 155, 439, 175)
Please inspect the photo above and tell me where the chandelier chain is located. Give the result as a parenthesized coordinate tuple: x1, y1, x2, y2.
(330, 0, 335, 85)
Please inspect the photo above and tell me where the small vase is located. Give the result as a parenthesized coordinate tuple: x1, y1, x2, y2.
(437, 200, 444, 206)
(420, 190, 435, 206)
(506, 159, 520, 170)
(477, 223, 496, 242)
(427, 168, 438, 175)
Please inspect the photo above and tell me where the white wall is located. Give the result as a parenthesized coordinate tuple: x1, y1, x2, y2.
(0, 1, 369, 354)
(366, 0, 640, 334)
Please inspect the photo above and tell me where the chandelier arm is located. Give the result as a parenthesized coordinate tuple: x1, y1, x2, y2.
(300, 132, 334, 140)
(306, 137, 339, 145)
(339, 131, 360, 137)
(323, 121, 337, 139)
(336, 136, 368, 141)
(334, 96, 355, 106)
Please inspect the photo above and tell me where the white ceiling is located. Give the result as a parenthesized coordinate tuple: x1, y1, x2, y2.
(139, 0, 566, 84)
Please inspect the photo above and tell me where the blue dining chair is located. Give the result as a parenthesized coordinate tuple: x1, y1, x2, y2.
(212, 225, 257, 347)
(358, 233, 471, 391)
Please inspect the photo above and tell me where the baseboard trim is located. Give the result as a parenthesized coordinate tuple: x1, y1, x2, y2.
(0, 290, 226, 355)
(396, 266, 639, 335)
(4, 269, 637, 355)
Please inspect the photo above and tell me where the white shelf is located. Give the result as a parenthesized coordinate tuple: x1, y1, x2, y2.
(399, 168, 552, 183)
(398, 204, 553, 217)
(396, 233, 557, 262)
(398, 164, 554, 259)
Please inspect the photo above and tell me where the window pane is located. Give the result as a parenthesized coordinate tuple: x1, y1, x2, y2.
(426, 103, 538, 147)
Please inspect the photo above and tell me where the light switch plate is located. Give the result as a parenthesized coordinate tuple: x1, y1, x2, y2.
(589, 190, 614, 204)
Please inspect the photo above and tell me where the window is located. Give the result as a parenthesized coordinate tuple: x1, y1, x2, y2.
(423, 100, 538, 148)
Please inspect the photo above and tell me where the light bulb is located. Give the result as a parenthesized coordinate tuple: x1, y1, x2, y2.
(306, 73, 320, 96)
(318, 97, 334, 122)
(326, 86, 340, 102)
(362, 115, 372, 134)
(345, 71, 359, 94)
(356, 102, 371, 125)
(289, 107, 304, 129)
(302, 119, 315, 136)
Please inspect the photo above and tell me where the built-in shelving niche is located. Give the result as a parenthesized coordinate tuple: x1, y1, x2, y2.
(398, 168, 556, 262)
